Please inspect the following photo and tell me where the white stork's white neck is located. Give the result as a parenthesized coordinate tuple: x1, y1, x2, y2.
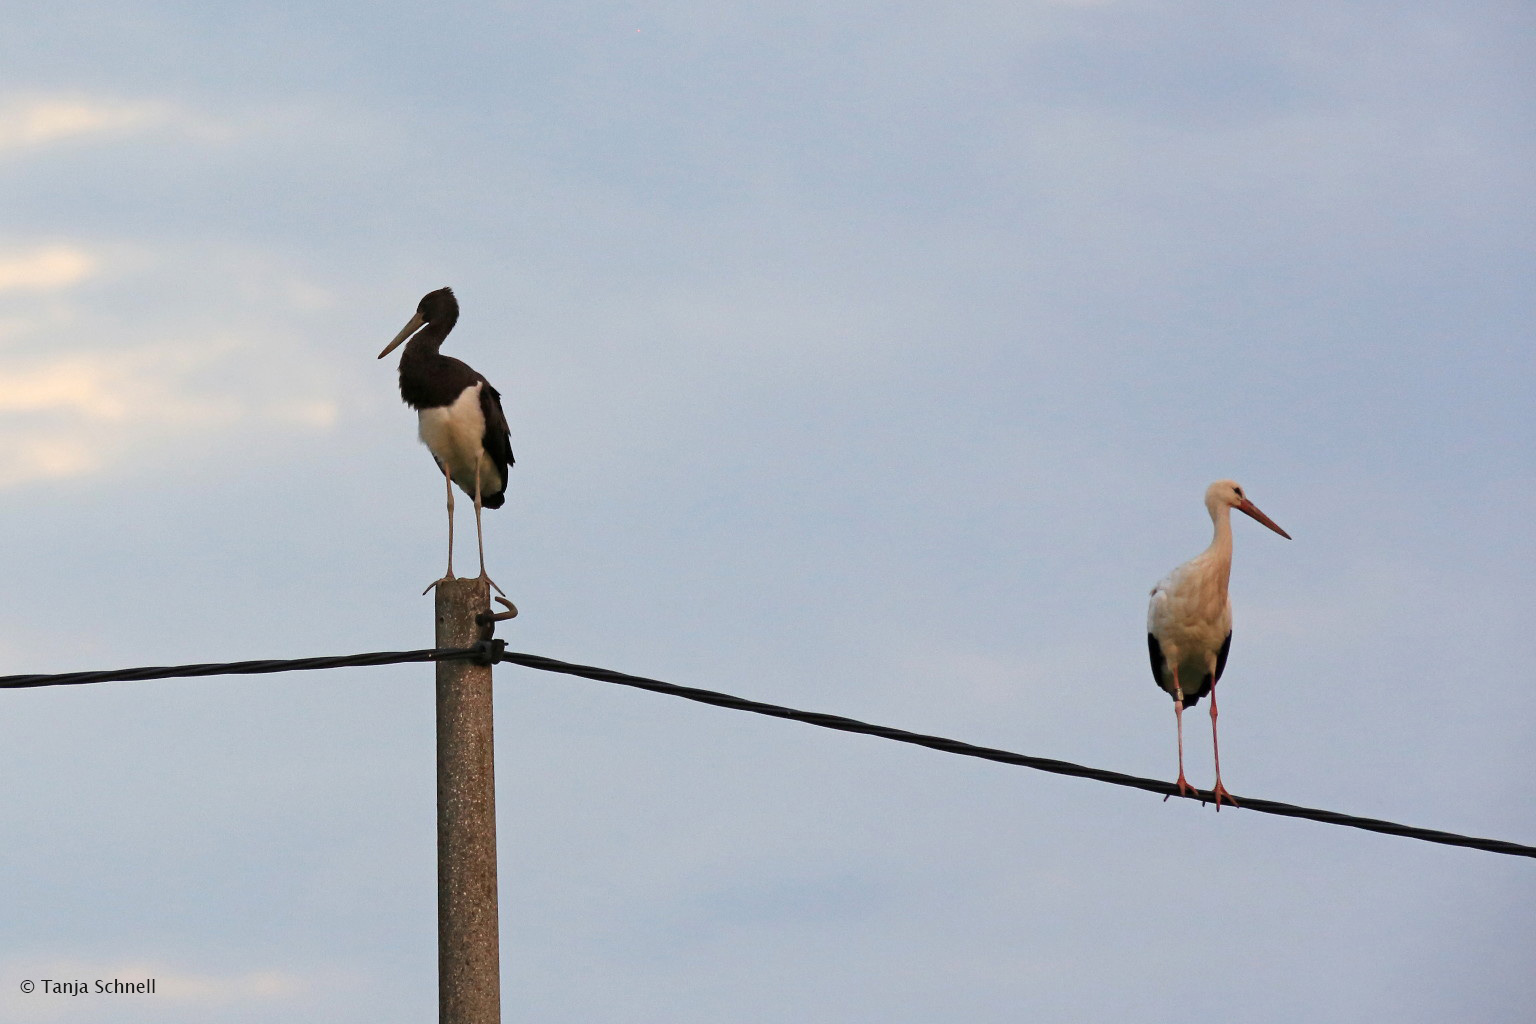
(1203, 499, 1236, 591)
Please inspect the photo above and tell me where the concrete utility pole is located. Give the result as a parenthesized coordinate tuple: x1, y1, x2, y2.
(434, 578, 500, 1024)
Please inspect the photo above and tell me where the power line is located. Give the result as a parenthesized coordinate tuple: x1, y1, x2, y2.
(3, 643, 1532, 860)
(491, 649, 1536, 860)
(0, 645, 496, 690)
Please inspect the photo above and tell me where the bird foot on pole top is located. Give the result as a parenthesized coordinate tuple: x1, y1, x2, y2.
(477, 571, 507, 599)
(422, 575, 456, 596)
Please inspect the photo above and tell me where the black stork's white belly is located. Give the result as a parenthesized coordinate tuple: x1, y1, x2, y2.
(417, 381, 505, 503)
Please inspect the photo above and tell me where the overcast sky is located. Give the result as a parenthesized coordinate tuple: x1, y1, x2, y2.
(2, 2, 1533, 1022)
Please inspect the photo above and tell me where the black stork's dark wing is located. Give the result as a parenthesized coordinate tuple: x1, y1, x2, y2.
(477, 378, 514, 509)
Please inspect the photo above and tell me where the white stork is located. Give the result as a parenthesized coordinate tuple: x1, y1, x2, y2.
(1147, 480, 1290, 808)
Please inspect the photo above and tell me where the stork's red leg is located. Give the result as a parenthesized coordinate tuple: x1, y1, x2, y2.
(1209, 684, 1239, 810)
(1171, 666, 1196, 800)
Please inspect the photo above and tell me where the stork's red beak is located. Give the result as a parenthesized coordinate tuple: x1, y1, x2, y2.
(1236, 498, 1291, 539)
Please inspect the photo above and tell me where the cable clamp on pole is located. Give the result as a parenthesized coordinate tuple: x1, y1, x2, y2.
(468, 639, 506, 666)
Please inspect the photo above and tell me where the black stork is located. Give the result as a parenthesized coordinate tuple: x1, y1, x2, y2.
(378, 287, 513, 595)
(1146, 480, 1290, 809)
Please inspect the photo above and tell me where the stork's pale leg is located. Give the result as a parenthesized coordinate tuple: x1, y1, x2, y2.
(1171, 666, 1197, 800)
(423, 459, 458, 594)
(472, 458, 506, 598)
(444, 460, 456, 578)
(1208, 684, 1238, 810)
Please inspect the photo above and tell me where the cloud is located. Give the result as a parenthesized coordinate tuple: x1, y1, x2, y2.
(0, 349, 233, 422)
(0, 237, 355, 489)
(0, 246, 99, 292)
(0, 91, 384, 168)
(0, 344, 338, 488)
(154, 967, 309, 1004)
(0, 95, 170, 155)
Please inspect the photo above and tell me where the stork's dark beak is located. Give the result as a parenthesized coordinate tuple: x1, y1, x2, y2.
(1236, 498, 1291, 540)
(378, 311, 426, 359)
